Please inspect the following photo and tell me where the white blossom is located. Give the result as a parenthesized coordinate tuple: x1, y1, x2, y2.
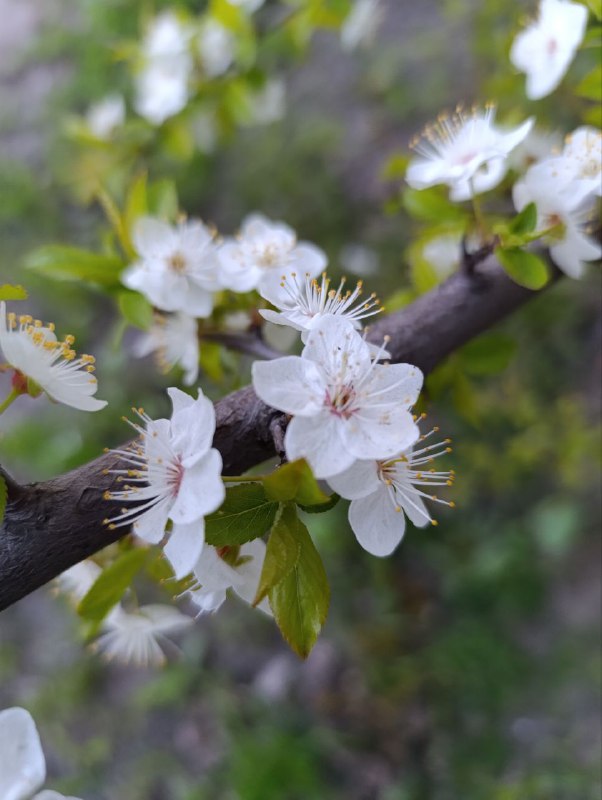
(198, 19, 235, 77)
(0, 303, 107, 412)
(86, 94, 125, 139)
(133, 312, 199, 386)
(55, 560, 102, 604)
(328, 428, 454, 556)
(219, 213, 327, 296)
(94, 604, 192, 667)
(245, 79, 287, 126)
(510, 0, 588, 100)
(252, 316, 423, 479)
(122, 217, 220, 317)
(406, 106, 534, 201)
(538, 126, 602, 197)
(341, 0, 384, 51)
(105, 387, 225, 579)
(513, 162, 601, 278)
(134, 12, 193, 125)
(508, 127, 563, 173)
(187, 539, 271, 615)
(421, 234, 462, 280)
(259, 273, 382, 341)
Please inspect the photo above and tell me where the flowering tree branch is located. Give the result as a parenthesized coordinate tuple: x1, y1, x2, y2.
(0, 255, 556, 611)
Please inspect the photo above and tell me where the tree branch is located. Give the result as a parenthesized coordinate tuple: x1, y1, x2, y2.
(0, 257, 556, 611)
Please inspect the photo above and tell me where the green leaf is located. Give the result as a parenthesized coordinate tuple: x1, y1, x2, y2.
(269, 510, 330, 659)
(299, 493, 341, 514)
(118, 291, 153, 330)
(254, 504, 301, 606)
(95, 186, 131, 257)
(205, 484, 279, 547)
(148, 180, 179, 221)
(576, 65, 602, 103)
(402, 187, 467, 224)
(0, 475, 7, 526)
(508, 203, 537, 237)
(581, 0, 602, 21)
(0, 284, 27, 301)
(495, 247, 550, 290)
(264, 459, 330, 506)
(25, 245, 124, 288)
(78, 548, 149, 622)
(461, 333, 517, 376)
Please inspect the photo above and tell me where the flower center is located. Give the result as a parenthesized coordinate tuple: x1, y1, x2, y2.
(257, 243, 282, 268)
(325, 385, 357, 419)
(167, 251, 187, 273)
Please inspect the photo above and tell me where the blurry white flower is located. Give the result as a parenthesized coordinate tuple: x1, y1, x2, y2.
(86, 94, 125, 139)
(508, 127, 563, 172)
(259, 273, 382, 340)
(133, 312, 199, 386)
(192, 109, 218, 154)
(510, 0, 588, 100)
(422, 234, 462, 279)
(253, 316, 422, 479)
(134, 12, 193, 125)
(246, 79, 287, 125)
(0, 707, 46, 800)
(540, 126, 602, 197)
(106, 387, 224, 579)
(219, 213, 327, 296)
(328, 428, 454, 556)
(0, 303, 107, 412)
(55, 560, 101, 604)
(187, 539, 271, 615)
(134, 65, 190, 125)
(406, 106, 534, 201)
(513, 162, 601, 278)
(94, 604, 192, 667)
(339, 243, 379, 277)
(122, 217, 220, 317)
(341, 0, 384, 51)
(198, 19, 235, 77)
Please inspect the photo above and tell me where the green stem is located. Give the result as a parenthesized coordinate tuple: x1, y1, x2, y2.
(0, 388, 20, 415)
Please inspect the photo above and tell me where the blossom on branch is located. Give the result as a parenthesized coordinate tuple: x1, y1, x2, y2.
(259, 272, 383, 341)
(536, 126, 602, 198)
(0, 303, 107, 412)
(105, 387, 224, 579)
(510, 0, 588, 100)
(187, 539, 271, 615)
(406, 106, 534, 201)
(219, 213, 327, 296)
(327, 428, 454, 556)
(122, 217, 220, 317)
(252, 316, 423, 479)
(513, 161, 602, 278)
(132, 311, 200, 386)
(85, 94, 125, 139)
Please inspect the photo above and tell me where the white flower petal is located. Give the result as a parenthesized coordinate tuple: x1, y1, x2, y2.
(327, 459, 381, 500)
(348, 486, 406, 557)
(164, 520, 205, 579)
(252, 357, 325, 416)
(169, 449, 224, 523)
(0, 707, 46, 800)
(285, 413, 356, 479)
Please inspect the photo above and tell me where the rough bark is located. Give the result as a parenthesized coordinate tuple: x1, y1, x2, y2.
(0, 256, 553, 610)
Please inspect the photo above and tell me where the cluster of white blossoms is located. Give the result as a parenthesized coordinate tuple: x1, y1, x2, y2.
(253, 315, 453, 555)
(0, 302, 106, 413)
(0, 706, 81, 800)
(510, 0, 588, 100)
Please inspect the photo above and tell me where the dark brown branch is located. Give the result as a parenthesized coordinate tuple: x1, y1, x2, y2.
(0, 257, 555, 611)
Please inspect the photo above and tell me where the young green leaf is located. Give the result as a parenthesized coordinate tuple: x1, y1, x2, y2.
(205, 484, 280, 547)
(264, 459, 330, 506)
(495, 247, 550, 290)
(123, 172, 148, 244)
(118, 290, 153, 330)
(508, 202, 538, 237)
(254, 504, 302, 606)
(25, 245, 124, 288)
(78, 547, 149, 622)
(0, 475, 7, 526)
(269, 510, 330, 659)
(0, 284, 27, 301)
(402, 187, 467, 224)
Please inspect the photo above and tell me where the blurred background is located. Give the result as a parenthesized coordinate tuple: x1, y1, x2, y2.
(0, 1, 600, 798)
